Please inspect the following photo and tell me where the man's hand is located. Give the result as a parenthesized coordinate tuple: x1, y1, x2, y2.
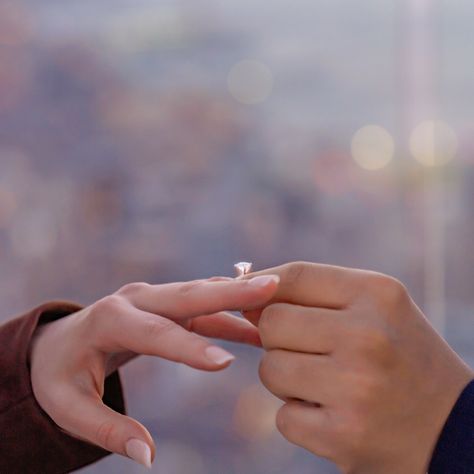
(244, 262, 473, 474)
(30, 275, 279, 468)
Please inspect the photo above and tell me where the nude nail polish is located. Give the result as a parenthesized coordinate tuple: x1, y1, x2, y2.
(205, 346, 235, 365)
(126, 438, 152, 469)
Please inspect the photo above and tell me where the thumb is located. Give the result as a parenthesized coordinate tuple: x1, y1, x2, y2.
(61, 392, 155, 468)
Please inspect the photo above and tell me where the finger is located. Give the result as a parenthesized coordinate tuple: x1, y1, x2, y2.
(241, 262, 362, 309)
(259, 303, 344, 353)
(276, 402, 335, 460)
(94, 304, 236, 371)
(118, 275, 280, 319)
(105, 311, 261, 375)
(259, 349, 338, 404)
(190, 312, 261, 347)
(242, 308, 261, 326)
(58, 389, 155, 468)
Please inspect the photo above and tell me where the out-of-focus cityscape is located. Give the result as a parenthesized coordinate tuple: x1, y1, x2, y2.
(1, 0, 474, 472)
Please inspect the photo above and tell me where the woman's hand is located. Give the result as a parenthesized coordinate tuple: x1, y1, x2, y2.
(30, 275, 279, 468)
(244, 262, 473, 474)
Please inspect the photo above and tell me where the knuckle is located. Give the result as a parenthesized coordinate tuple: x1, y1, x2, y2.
(258, 351, 278, 388)
(258, 354, 270, 385)
(84, 296, 127, 340)
(207, 276, 230, 282)
(117, 282, 150, 297)
(367, 273, 407, 306)
(177, 280, 205, 296)
(283, 261, 311, 287)
(90, 295, 125, 321)
(145, 317, 177, 339)
(275, 405, 291, 436)
(95, 420, 117, 450)
(259, 304, 283, 337)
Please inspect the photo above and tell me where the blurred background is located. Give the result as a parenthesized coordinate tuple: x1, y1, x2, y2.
(1, 0, 474, 472)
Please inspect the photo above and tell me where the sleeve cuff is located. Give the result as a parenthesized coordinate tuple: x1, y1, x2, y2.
(0, 302, 127, 473)
(429, 378, 474, 474)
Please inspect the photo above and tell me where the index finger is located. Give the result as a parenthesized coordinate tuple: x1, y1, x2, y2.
(241, 261, 362, 309)
(118, 275, 280, 320)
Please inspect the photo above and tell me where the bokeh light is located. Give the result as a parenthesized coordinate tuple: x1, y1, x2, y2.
(409, 120, 458, 166)
(227, 60, 273, 105)
(351, 125, 395, 170)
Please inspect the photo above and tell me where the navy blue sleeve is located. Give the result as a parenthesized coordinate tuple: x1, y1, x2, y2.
(429, 379, 474, 474)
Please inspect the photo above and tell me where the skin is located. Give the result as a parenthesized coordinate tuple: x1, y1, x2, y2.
(242, 262, 474, 474)
(29, 274, 280, 466)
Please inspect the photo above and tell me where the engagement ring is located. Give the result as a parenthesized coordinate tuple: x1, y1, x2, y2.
(234, 261, 253, 277)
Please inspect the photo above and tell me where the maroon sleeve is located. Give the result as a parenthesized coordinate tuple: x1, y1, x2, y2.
(0, 302, 127, 474)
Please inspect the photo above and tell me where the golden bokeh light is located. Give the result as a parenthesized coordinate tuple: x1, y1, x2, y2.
(351, 125, 395, 170)
(409, 120, 458, 167)
(227, 60, 273, 105)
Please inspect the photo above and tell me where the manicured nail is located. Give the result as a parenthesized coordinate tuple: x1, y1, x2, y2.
(205, 346, 235, 365)
(126, 438, 152, 469)
(248, 275, 280, 287)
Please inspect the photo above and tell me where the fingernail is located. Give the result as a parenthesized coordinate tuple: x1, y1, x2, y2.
(248, 275, 280, 287)
(205, 346, 235, 365)
(126, 438, 152, 469)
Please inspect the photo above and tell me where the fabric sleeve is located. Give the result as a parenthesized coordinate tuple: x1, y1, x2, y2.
(429, 378, 474, 474)
(0, 302, 126, 474)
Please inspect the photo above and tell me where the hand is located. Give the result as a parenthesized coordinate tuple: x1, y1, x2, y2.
(244, 262, 473, 474)
(30, 275, 279, 468)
